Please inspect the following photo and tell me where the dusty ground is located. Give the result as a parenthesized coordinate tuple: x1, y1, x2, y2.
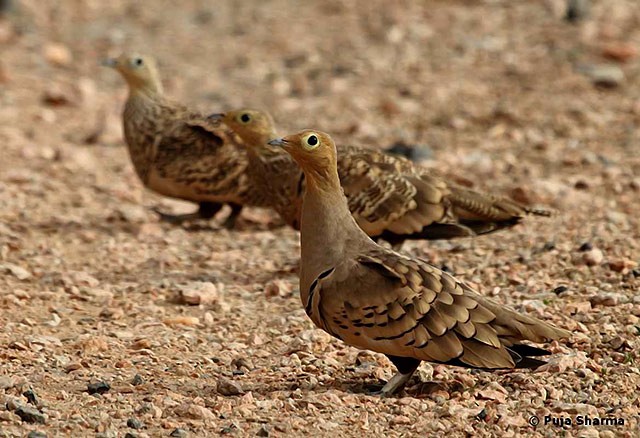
(1, 0, 640, 436)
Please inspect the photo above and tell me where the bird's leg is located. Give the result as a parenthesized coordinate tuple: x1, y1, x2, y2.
(197, 202, 223, 219)
(221, 203, 243, 229)
(371, 355, 421, 397)
(153, 202, 223, 224)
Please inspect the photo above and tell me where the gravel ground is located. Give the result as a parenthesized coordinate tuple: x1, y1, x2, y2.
(1, 0, 639, 436)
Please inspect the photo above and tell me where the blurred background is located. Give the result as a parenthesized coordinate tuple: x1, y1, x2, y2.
(2, 0, 640, 230)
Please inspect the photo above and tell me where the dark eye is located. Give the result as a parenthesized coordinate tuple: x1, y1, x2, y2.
(134, 58, 144, 66)
(302, 133, 320, 150)
(240, 113, 251, 123)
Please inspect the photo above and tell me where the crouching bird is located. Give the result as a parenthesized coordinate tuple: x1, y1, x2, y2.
(213, 109, 551, 249)
(103, 53, 248, 226)
(269, 130, 571, 396)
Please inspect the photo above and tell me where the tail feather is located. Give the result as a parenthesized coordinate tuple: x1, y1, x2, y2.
(440, 343, 553, 370)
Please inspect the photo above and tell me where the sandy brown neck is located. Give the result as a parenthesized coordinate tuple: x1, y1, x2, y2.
(299, 163, 369, 297)
(125, 73, 163, 99)
(128, 85, 162, 101)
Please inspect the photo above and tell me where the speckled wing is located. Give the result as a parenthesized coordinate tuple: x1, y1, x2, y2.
(151, 114, 251, 203)
(337, 147, 452, 236)
(307, 248, 569, 369)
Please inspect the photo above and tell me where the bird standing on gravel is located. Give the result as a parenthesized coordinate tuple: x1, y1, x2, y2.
(214, 109, 551, 248)
(268, 129, 570, 396)
(104, 54, 248, 226)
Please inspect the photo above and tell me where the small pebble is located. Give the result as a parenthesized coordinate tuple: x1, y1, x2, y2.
(217, 378, 244, 396)
(221, 424, 238, 435)
(578, 242, 593, 252)
(542, 241, 556, 251)
(565, 0, 589, 22)
(553, 285, 568, 295)
(590, 293, 625, 307)
(127, 418, 144, 429)
(385, 141, 433, 162)
(0, 375, 15, 389)
(131, 374, 144, 386)
(582, 248, 604, 266)
(176, 281, 219, 306)
(124, 434, 137, 438)
(169, 428, 189, 437)
(581, 64, 624, 88)
(256, 425, 270, 437)
(23, 389, 39, 406)
(87, 381, 111, 395)
(27, 432, 47, 438)
(15, 405, 46, 424)
(43, 43, 73, 67)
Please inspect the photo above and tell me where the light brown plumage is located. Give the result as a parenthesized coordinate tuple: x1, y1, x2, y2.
(216, 109, 551, 246)
(269, 130, 570, 396)
(104, 54, 249, 225)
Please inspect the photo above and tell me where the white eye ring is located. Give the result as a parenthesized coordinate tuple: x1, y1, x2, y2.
(302, 133, 320, 150)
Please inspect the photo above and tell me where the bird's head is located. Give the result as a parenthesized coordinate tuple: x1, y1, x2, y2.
(210, 109, 277, 148)
(268, 130, 337, 181)
(103, 53, 163, 95)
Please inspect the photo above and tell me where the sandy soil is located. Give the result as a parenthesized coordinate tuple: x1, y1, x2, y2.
(1, 0, 639, 436)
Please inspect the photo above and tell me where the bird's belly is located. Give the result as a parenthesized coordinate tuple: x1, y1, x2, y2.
(146, 168, 243, 204)
(146, 168, 199, 200)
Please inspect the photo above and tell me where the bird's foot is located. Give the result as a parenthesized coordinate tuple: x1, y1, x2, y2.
(365, 371, 414, 397)
(152, 207, 206, 224)
(220, 204, 243, 229)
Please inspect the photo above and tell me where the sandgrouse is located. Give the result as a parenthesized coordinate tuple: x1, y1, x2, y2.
(268, 129, 570, 396)
(104, 53, 248, 226)
(213, 109, 551, 247)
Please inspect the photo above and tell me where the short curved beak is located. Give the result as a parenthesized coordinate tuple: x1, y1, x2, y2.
(101, 58, 118, 68)
(207, 113, 225, 122)
(268, 138, 286, 147)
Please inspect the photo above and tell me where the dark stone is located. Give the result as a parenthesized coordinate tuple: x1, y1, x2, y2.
(565, 0, 590, 23)
(553, 285, 568, 294)
(131, 374, 144, 386)
(124, 434, 138, 438)
(386, 141, 433, 162)
(127, 418, 144, 429)
(578, 242, 593, 252)
(87, 381, 111, 395)
(256, 425, 270, 437)
(15, 405, 46, 424)
(221, 424, 238, 435)
(169, 428, 188, 438)
(27, 432, 47, 438)
(23, 389, 39, 406)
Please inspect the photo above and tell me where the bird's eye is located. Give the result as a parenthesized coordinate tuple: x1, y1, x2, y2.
(240, 113, 251, 124)
(133, 58, 144, 67)
(302, 133, 320, 150)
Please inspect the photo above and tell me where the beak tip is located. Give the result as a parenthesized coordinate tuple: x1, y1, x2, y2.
(101, 58, 117, 68)
(207, 113, 224, 121)
(268, 138, 285, 147)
